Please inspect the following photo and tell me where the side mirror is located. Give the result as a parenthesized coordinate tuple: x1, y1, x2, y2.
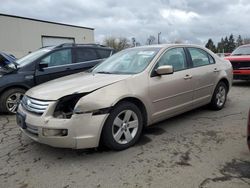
(39, 62, 48, 70)
(156, 65, 174, 75)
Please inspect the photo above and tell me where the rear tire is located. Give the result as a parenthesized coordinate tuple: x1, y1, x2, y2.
(210, 82, 228, 110)
(0, 88, 26, 114)
(102, 102, 143, 150)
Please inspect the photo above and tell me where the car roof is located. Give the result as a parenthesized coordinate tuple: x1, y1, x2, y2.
(133, 43, 207, 50)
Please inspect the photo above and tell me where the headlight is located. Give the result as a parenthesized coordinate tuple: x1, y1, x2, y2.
(53, 93, 88, 119)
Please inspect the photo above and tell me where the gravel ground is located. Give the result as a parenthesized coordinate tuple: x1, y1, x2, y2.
(0, 81, 250, 188)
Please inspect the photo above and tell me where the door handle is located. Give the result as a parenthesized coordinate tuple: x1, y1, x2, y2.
(214, 68, 219, 72)
(184, 75, 192, 80)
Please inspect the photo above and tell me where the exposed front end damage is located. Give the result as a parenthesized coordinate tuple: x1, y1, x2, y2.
(17, 91, 111, 149)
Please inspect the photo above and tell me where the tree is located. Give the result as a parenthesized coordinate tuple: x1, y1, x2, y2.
(217, 37, 225, 53)
(174, 39, 183, 44)
(131, 37, 136, 47)
(236, 35, 243, 47)
(228, 34, 236, 52)
(103, 37, 130, 52)
(224, 37, 229, 53)
(147, 35, 156, 45)
(243, 38, 250, 44)
(205, 38, 216, 52)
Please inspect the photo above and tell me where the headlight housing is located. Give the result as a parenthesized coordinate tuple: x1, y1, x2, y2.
(53, 93, 88, 119)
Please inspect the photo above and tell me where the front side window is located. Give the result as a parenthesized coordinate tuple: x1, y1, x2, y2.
(188, 48, 211, 67)
(155, 48, 187, 71)
(40, 49, 72, 67)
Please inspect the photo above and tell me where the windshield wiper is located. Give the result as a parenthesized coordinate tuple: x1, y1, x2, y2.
(96, 71, 112, 74)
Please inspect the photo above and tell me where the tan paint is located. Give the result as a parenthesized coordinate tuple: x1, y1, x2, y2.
(18, 44, 233, 149)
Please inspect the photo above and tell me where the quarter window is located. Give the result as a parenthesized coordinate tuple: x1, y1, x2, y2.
(40, 49, 72, 67)
(156, 48, 187, 71)
(188, 48, 213, 67)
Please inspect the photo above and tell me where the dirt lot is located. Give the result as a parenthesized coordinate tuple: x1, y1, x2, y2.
(0, 81, 250, 188)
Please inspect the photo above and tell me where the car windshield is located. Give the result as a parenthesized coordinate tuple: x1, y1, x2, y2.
(16, 47, 53, 67)
(231, 46, 250, 56)
(92, 48, 160, 74)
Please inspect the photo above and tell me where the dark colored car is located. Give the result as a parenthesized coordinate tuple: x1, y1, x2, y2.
(0, 43, 114, 114)
(225, 44, 250, 80)
(247, 109, 250, 151)
(0, 51, 16, 64)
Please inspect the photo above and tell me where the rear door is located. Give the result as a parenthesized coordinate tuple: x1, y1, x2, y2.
(186, 47, 218, 106)
(72, 47, 103, 73)
(35, 48, 74, 84)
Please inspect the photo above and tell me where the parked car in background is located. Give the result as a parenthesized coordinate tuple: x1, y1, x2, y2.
(248, 109, 250, 151)
(0, 51, 16, 63)
(0, 43, 114, 114)
(225, 44, 250, 80)
(16, 44, 232, 150)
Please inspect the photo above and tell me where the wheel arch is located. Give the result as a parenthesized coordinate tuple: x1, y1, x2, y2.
(114, 97, 148, 127)
(0, 85, 30, 95)
(217, 78, 230, 92)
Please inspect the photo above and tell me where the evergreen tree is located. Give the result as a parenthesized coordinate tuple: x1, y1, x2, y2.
(217, 37, 225, 53)
(228, 34, 236, 52)
(224, 37, 229, 53)
(236, 35, 243, 47)
(205, 38, 216, 52)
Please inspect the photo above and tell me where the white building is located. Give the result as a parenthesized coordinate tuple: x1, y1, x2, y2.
(0, 14, 94, 58)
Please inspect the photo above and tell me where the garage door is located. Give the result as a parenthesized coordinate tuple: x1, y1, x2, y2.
(42, 36, 75, 47)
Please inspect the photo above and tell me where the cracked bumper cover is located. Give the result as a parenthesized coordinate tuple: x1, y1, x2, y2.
(17, 104, 108, 149)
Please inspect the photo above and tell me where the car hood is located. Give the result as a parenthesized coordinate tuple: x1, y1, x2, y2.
(225, 55, 250, 61)
(0, 52, 17, 74)
(26, 72, 131, 100)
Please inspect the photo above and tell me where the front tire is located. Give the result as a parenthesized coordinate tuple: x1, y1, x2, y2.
(0, 88, 26, 114)
(210, 82, 228, 110)
(102, 102, 143, 150)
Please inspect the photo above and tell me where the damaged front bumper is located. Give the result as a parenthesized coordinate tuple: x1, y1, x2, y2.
(16, 103, 109, 149)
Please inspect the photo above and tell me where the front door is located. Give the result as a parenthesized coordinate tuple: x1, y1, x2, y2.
(148, 47, 194, 122)
(35, 48, 74, 84)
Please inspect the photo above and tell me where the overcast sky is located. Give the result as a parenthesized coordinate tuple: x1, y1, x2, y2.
(1, 0, 249, 45)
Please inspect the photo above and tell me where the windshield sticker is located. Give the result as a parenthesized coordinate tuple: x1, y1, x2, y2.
(137, 51, 155, 56)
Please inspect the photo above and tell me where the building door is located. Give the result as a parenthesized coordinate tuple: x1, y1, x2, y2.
(42, 36, 75, 47)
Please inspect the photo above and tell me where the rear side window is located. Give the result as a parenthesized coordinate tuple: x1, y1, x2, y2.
(96, 49, 112, 58)
(75, 48, 98, 63)
(188, 48, 213, 67)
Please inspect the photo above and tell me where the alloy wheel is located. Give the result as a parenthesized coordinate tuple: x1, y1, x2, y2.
(6, 92, 23, 113)
(216, 86, 226, 107)
(112, 110, 139, 144)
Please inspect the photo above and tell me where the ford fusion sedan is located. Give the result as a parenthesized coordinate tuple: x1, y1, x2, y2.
(16, 44, 233, 150)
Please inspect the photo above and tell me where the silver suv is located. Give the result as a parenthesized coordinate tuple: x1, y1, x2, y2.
(16, 44, 233, 150)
